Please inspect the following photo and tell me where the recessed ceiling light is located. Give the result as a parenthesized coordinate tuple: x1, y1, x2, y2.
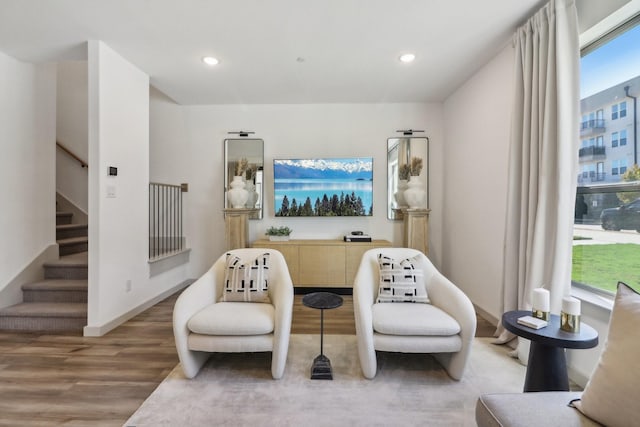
(202, 56, 219, 66)
(399, 53, 416, 63)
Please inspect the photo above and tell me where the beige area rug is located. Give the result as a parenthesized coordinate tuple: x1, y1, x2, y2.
(125, 335, 525, 427)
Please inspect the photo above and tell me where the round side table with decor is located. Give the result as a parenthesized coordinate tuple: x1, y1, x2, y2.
(302, 292, 343, 380)
(502, 310, 598, 392)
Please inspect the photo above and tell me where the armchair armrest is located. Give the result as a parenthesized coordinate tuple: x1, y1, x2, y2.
(173, 263, 222, 378)
(427, 271, 477, 342)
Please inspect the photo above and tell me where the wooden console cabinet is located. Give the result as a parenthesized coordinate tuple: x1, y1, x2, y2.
(252, 239, 392, 288)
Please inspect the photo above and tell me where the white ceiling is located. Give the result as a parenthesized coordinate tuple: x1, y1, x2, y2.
(0, 0, 546, 105)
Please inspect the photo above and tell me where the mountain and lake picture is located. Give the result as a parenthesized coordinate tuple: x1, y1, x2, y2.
(274, 157, 373, 217)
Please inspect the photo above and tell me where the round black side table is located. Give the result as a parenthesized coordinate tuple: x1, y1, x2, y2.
(302, 291, 343, 380)
(502, 310, 598, 392)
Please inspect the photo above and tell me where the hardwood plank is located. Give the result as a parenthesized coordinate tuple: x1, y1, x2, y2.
(0, 289, 496, 425)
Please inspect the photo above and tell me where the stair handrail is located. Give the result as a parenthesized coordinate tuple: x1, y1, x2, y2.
(56, 141, 88, 169)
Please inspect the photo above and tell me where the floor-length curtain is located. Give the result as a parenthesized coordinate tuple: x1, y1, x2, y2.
(496, 0, 580, 355)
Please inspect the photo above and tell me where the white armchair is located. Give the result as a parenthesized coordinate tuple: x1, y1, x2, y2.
(353, 248, 476, 380)
(173, 248, 293, 379)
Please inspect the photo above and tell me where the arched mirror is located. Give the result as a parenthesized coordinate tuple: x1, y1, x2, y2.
(387, 137, 429, 220)
(224, 138, 264, 219)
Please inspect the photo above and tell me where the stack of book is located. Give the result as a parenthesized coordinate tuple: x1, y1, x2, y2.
(517, 315, 548, 329)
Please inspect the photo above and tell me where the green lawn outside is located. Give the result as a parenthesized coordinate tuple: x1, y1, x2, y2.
(572, 243, 640, 293)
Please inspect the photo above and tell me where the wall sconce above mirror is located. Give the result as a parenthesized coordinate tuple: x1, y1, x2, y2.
(387, 136, 429, 220)
(224, 138, 264, 219)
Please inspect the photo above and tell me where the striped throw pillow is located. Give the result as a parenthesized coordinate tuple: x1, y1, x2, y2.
(376, 253, 429, 303)
(221, 252, 271, 303)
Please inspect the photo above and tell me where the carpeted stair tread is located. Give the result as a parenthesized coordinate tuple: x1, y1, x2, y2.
(56, 223, 88, 240)
(44, 252, 88, 268)
(0, 302, 87, 318)
(22, 279, 87, 292)
(56, 212, 73, 225)
(56, 223, 87, 231)
(57, 236, 88, 245)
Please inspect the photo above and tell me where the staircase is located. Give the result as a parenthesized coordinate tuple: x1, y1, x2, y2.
(0, 212, 88, 333)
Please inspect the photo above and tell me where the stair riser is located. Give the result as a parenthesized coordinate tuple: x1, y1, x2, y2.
(45, 266, 88, 280)
(59, 242, 88, 256)
(56, 213, 73, 226)
(56, 227, 88, 240)
(23, 290, 87, 303)
(0, 316, 85, 332)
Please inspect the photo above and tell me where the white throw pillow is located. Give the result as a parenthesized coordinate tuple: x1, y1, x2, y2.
(572, 282, 640, 427)
(376, 253, 429, 303)
(221, 252, 271, 303)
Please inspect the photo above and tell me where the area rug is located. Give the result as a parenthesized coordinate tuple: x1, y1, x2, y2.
(124, 335, 525, 426)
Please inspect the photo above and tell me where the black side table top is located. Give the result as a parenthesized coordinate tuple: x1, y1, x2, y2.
(302, 292, 343, 310)
(502, 310, 598, 349)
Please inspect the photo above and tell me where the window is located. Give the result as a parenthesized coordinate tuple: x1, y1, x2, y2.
(612, 101, 627, 120)
(576, 15, 640, 295)
(596, 135, 604, 147)
(620, 158, 628, 174)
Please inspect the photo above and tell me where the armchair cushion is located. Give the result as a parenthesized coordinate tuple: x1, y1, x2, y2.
(372, 303, 461, 336)
(187, 302, 275, 336)
(376, 253, 429, 303)
(221, 252, 271, 303)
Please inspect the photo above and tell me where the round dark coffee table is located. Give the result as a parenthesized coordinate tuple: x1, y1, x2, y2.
(502, 310, 598, 392)
(302, 292, 343, 380)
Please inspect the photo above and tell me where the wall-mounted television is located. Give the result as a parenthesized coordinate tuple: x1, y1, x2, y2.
(274, 157, 373, 217)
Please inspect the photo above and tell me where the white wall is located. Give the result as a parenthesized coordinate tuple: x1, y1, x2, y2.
(0, 51, 57, 306)
(442, 45, 514, 322)
(169, 103, 443, 277)
(56, 60, 89, 212)
(86, 41, 186, 335)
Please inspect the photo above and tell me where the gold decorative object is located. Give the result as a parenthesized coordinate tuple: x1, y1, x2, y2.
(561, 312, 580, 333)
(532, 308, 550, 321)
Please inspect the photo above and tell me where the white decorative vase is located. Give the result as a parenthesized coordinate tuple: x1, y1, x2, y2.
(245, 182, 257, 208)
(394, 179, 409, 208)
(227, 176, 249, 208)
(403, 175, 426, 209)
(268, 235, 290, 241)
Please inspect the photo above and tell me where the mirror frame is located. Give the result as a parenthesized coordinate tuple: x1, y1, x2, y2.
(387, 137, 429, 220)
(224, 138, 264, 219)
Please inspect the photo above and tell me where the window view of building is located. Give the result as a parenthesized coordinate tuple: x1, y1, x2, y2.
(574, 19, 640, 294)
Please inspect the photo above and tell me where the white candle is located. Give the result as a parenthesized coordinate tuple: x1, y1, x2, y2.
(562, 296, 581, 315)
(532, 288, 550, 312)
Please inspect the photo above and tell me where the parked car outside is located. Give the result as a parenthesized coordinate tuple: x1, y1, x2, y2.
(600, 198, 640, 232)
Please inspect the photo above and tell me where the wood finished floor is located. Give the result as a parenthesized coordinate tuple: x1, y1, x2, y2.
(0, 291, 496, 426)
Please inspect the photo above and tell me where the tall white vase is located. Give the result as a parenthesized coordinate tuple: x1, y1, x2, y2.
(403, 175, 426, 209)
(227, 176, 249, 208)
(394, 179, 409, 208)
(245, 182, 258, 208)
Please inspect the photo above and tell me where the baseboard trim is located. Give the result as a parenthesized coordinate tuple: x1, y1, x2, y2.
(83, 279, 194, 337)
(473, 303, 499, 326)
(568, 366, 589, 389)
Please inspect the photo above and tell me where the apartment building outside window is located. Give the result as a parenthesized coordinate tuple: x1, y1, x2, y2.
(611, 101, 627, 120)
(574, 16, 640, 295)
